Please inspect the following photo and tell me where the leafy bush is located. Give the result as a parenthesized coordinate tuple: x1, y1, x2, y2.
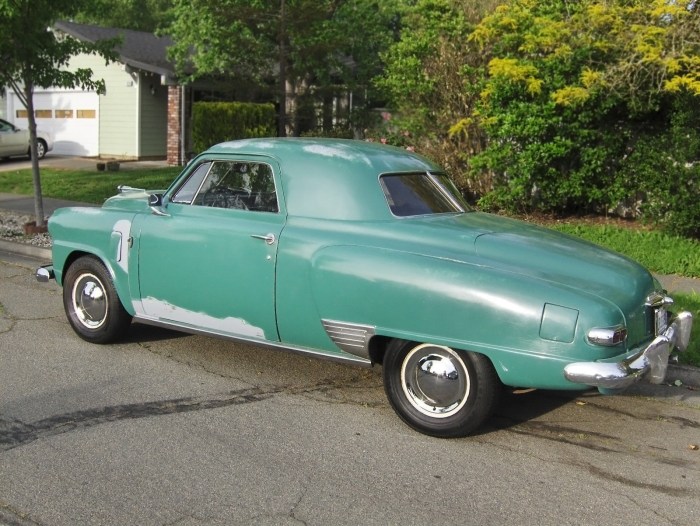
(192, 102, 276, 153)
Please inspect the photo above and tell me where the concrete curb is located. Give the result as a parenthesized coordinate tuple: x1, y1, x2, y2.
(0, 239, 51, 261)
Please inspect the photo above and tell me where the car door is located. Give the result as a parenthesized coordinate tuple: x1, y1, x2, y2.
(0, 119, 28, 156)
(135, 157, 284, 341)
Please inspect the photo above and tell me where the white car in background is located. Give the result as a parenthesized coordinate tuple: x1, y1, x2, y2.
(0, 117, 54, 159)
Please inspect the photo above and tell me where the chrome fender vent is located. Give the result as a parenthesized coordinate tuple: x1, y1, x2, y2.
(322, 320, 375, 359)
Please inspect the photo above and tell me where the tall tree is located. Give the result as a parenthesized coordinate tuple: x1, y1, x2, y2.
(167, 0, 394, 136)
(375, 0, 500, 195)
(0, 0, 116, 227)
(75, 0, 173, 32)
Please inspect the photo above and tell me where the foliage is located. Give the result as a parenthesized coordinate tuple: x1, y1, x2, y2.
(374, 0, 499, 197)
(467, 0, 700, 234)
(0, 0, 118, 226)
(75, 0, 173, 32)
(0, 167, 181, 204)
(192, 102, 276, 153)
(375, 0, 700, 237)
(167, 0, 396, 136)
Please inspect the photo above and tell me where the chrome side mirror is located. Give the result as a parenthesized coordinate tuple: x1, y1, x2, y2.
(149, 193, 170, 216)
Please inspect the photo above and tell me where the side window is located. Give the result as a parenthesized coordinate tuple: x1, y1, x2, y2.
(171, 162, 211, 204)
(190, 160, 278, 213)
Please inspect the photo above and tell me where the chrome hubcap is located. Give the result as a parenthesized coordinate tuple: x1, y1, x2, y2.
(401, 344, 469, 418)
(71, 273, 108, 329)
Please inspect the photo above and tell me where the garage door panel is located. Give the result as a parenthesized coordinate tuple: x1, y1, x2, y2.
(10, 91, 98, 156)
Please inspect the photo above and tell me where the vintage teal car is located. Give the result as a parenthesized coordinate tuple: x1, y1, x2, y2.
(37, 138, 693, 437)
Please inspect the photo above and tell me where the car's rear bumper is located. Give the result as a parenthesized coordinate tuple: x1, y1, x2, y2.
(563, 311, 693, 391)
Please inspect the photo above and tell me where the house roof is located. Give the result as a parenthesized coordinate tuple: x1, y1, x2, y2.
(54, 20, 178, 81)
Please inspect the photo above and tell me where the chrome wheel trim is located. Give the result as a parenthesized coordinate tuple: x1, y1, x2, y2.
(36, 141, 46, 158)
(400, 344, 470, 419)
(71, 272, 108, 329)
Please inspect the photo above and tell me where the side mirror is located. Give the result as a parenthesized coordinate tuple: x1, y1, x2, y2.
(149, 193, 169, 216)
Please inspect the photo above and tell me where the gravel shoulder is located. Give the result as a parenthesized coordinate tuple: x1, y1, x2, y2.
(0, 209, 52, 248)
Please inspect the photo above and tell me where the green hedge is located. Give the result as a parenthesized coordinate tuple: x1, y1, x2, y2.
(192, 102, 276, 153)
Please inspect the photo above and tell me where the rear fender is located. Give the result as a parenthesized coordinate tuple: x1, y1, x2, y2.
(308, 245, 619, 389)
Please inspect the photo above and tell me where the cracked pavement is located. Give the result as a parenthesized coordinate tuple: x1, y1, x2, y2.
(1, 254, 699, 526)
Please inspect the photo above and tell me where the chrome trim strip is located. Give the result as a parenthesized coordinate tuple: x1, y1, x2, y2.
(133, 315, 372, 367)
(321, 319, 376, 359)
(564, 310, 693, 390)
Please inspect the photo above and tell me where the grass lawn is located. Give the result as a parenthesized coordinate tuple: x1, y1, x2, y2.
(2, 166, 699, 366)
(0, 166, 181, 204)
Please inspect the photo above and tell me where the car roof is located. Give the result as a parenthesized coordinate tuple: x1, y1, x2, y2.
(202, 138, 442, 221)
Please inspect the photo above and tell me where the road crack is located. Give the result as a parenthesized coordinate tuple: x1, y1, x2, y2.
(0, 379, 385, 452)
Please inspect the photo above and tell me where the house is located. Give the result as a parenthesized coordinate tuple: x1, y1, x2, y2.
(3, 21, 188, 165)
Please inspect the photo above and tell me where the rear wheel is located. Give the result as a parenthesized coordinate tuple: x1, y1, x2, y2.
(36, 139, 47, 159)
(62, 256, 132, 343)
(383, 340, 500, 437)
(28, 139, 47, 159)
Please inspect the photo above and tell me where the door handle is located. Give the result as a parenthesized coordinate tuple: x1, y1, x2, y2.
(251, 233, 276, 245)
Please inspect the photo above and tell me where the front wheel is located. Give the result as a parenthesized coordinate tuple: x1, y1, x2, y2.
(383, 340, 500, 438)
(62, 256, 132, 343)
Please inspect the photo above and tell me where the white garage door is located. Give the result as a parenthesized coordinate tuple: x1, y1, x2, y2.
(9, 90, 99, 156)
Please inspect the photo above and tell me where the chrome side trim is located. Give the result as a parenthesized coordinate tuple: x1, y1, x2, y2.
(133, 315, 373, 367)
(564, 310, 693, 390)
(321, 319, 376, 360)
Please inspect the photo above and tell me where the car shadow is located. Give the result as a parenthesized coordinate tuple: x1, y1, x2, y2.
(477, 388, 583, 435)
(113, 323, 587, 436)
(121, 323, 190, 344)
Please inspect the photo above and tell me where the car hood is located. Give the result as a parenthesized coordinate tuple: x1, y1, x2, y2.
(395, 212, 656, 308)
(103, 189, 162, 212)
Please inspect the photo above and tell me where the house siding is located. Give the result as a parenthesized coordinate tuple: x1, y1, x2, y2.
(88, 55, 140, 159)
(138, 71, 168, 158)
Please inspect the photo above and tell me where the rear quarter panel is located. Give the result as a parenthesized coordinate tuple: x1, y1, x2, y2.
(276, 221, 624, 390)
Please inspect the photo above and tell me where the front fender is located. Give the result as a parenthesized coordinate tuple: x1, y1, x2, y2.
(49, 207, 137, 316)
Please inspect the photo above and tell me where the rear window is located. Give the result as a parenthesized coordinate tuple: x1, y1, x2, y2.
(380, 172, 469, 217)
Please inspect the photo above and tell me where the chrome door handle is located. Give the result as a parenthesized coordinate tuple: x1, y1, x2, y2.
(251, 233, 276, 245)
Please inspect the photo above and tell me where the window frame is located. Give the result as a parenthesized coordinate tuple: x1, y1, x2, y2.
(379, 171, 470, 218)
(169, 158, 281, 214)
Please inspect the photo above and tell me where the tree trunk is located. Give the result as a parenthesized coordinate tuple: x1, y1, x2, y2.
(277, 0, 287, 137)
(24, 80, 45, 228)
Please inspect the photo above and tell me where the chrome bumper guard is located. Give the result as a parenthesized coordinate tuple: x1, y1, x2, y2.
(35, 265, 55, 283)
(564, 311, 693, 391)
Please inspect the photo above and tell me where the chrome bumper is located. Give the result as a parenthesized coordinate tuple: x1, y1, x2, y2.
(564, 311, 693, 391)
(35, 265, 55, 283)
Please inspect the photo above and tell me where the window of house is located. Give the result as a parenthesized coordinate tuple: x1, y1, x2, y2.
(55, 110, 73, 118)
(35, 110, 52, 118)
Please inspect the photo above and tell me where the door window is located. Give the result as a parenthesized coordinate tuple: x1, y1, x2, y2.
(174, 160, 278, 213)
